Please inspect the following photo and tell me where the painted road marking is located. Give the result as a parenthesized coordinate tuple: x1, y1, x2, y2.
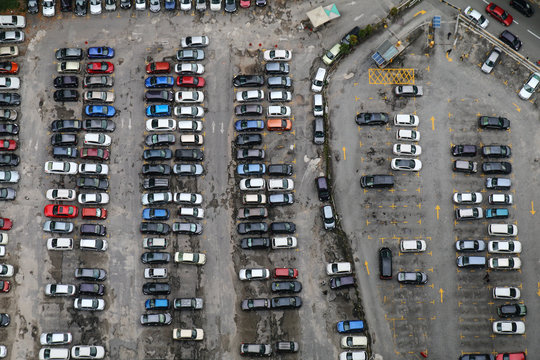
(528, 29, 540, 40)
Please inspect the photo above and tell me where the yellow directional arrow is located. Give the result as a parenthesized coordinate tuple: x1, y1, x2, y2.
(435, 205, 440, 220)
(431, 116, 435, 131)
(414, 10, 426, 17)
(364, 261, 370, 275)
(512, 103, 521, 112)
(531, 201, 536, 215)
(537, 282, 540, 297)
(439, 288, 444, 303)
(342, 147, 346, 160)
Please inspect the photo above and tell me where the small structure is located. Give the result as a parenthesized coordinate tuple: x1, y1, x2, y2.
(306, 3, 340, 30)
(371, 39, 406, 68)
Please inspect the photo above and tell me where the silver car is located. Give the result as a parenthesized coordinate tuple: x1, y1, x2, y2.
(481, 47, 501, 74)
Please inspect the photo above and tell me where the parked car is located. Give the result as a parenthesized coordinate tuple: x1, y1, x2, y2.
(455, 240, 486, 252)
(397, 271, 428, 284)
(355, 112, 389, 126)
(518, 71, 539, 100)
(394, 85, 423, 96)
(485, 3, 513, 26)
(463, 6, 489, 28)
(481, 47, 502, 73)
(499, 30, 521, 51)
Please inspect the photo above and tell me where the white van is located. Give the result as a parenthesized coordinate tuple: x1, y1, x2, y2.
(57, 61, 81, 74)
(311, 67, 326, 92)
(489, 193, 513, 205)
(455, 207, 483, 220)
(80, 239, 108, 251)
(243, 194, 266, 205)
(341, 335, 368, 349)
(271, 236, 297, 249)
(47, 238, 74, 251)
(143, 237, 167, 249)
(177, 120, 203, 132)
(0, 16, 26, 29)
(313, 94, 324, 116)
(180, 134, 203, 145)
(488, 224, 518, 236)
(39, 348, 70, 360)
(400, 240, 427, 252)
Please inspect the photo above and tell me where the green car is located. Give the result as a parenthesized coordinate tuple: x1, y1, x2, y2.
(497, 304, 527, 318)
(322, 43, 342, 65)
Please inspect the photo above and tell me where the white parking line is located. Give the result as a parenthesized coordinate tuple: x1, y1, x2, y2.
(481, 0, 489, 4)
(354, 14, 364, 21)
(513, 20, 519, 24)
(528, 29, 540, 40)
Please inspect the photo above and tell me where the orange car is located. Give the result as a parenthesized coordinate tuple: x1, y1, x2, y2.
(267, 119, 292, 131)
(0, 61, 18, 75)
(82, 207, 108, 219)
(146, 61, 171, 74)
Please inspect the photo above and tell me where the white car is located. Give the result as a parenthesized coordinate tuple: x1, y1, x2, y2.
(78, 193, 109, 205)
(396, 129, 420, 141)
(47, 238, 74, 251)
(481, 47, 501, 74)
(0, 46, 18, 57)
(135, 0, 146, 10)
(177, 120, 203, 132)
(518, 72, 539, 100)
(271, 236, 297, 249)
(174, 192, 203, 204)
(400, 240, 426, 253)
(0, 246, 5, 257)
(263, 49, 292, 61)
(488, 240, 521, 254)
(174, 106, 204, 117)
(391, 158, 422, 171)
(142, 192, 173, 206)
(239, 268, 270, 280)
(453, 192, 483, 204)
(326, 262, 352, 276)
(0, 171, 20, 183)
(78, 163, 108, 175)
(80, 239, 108, 251)
(174, 252, 206, 265)
(73, 298, 105, 311)
(394, 114, 419, 126)
(392, 143, 421, 156)
(144, 268, 167, 279)
(40, 332, 73, 345)
(239, 178, 265, 191)
(44, 161, 78, 175)
(46, 189, 76, 201)
(463, 6, 489, 28)
(84, 133, 111, 147)
(42, 0, 56, 17)
(146, 119, 177, 131)
(489, 193, 513, 205)
(149, 0, 161, 12)
(104, 0, 116, 10)
(210, 0, 221, 11)
(173, 328, 204, 341)
(339, 351, 367, 360)
(492, 321, 525, 334)
(178, 207, 205, 219)
(181, 36, 209, 48)
(71, 345, 105, 359)
(175, 91, 204, 103)
(0, 77, 19, 90)
(267, 105, 291, 117)
(180, 0, 191, 10)
(89, 0, 102, 14)
(0, 233, 7, 245)
(267, 179, 294, 191)
(488, 257, 521, 270)
(340, 336, 368, 349)
(175, 63, 204, 75)
(45, 284, 76, 296)
(236, 90, 264, 102)
(268, 91, 292, 102)
(39, 348, 70, 360)
(493, 287, 520, 300)
(0, 264, 13, 277)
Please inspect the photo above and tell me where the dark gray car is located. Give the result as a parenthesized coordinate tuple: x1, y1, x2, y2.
(267, 76, 292, 88)
(55, 48, 84, 61)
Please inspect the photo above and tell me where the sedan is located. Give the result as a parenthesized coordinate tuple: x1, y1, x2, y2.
(171, 222, 202, 234)
(54, 75, 78, 88)
(84, 105, 116, 117)
(83, 75, 113, 88)
(240, 237, 270, 249)
(44, 161, 78, 175)
(397, 271, 428, 284)
(143, 149, 172, 160)
(174, 63, 205, 75)
(393, 144, 421, 156)
(175, 149, 204, 161)
(453, 192, 482, 204)
(145, 76, 174, 88)
(0, 61, 18, 75)
(0, 187, 15, 201)
(489, 257, 521, 270)
(236, 134, 262, 146)
(0, 31, 24, 43)
(263, 49, 292, 61)
(140, 313, 172, 326)
(236, 90, 264, 102)
(0, 76, 19, 90)
(237, 163, 265, 176)
(0, 170, 19, 183)
(51, 120, 82, 132)
(176, 76, 205, 88)
(488, 240, 521, 254)
(74, 298, 105, 311)
(77, 193, 109, 205)
(174, 252, 206, 265)
(0, 154, 19, 166)
(87, 46, 115, 59)
(518, 72, 539, 100)
(173, 164, 203, 176)
(232, 74, 264, 87)
(176, 49, 205, 61)
(271, 281, 302, 293)
(80, 148, 109, 161)
(145, 90, 174, 103)
(84, 91, 115, 103)
(0, 109, 17, 121)
(44, 205, 78, 218)
(86, 61, 114, 74)
(482, 145, 511, 158)
(492, 321, 525, 334)
(71, 345, 105, 359)
(237, 149, 265, 160)
(239, 268, 270, 281)
(0, 93, 20, 106)
(242, 298, 270, 310)
(174, 106, 204, 117)
(463, 6, 489, 28)
(141, 192, 173, 206)
(43, 221, 73, 234)
(55, 48, 83, 61)
(234, 120, 265, 132)
(486, 3, 513, 26)
(146, 61, 170, 74)
(394, 85, 423, 96)
(270, 222, 296, 234)
(0, 124, 18, 135)
(271, 296, 302, 309)
(84, 133, 111, 147)
(141, 252, 170, 264)
(478, 116, 510, 129)
(482, 162, 512, 174)
(76, 177, 109, 190)
(145, 134, 175, 146)
(181, 36, 209, 48)
(140, 222, 171, 235)
(497, 304, 527, 318)
(237, 222, 268, 234)
(142, 209, 170, 221)
(40, 332, 73, 346)
(355, 112, 389, 125)
(391, 158, 422, 171)
(481, 47, 501, 74)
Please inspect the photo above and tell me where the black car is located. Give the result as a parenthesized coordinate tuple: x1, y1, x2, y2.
(237, 222, 268, 235)
(232, 75, 264, 87)
(268, 193, 294, 206)
(54, 90, 79, 102)
(241, 298, 270, 311)
(78, 283, 105, 296)
(478, 116, 510, 130)
(145, 90, 174, 102)
(0, 124, 18, 135)
(120, 0, 132, 8)
(27, 0, 39, 13)
(236, 134, 262, 146)
(237, 149, 265, 160)
(141, 252, 171, 264)
(379, 247, 392, 279)
(240, 237, 270, 249)
(497, 303, 527, 317)
(0, 313, 9, 327)
(74, 268, 107, 281)
(51, 134, 77, 146)
(235, 105, 263, 116)
(60, 0, 73, 11)
(270, 222, 296, 234)
(224, 0, 236, 12)
(53, 147, 78, 159)
(355, 112, 389, 125)
(0, 93, 20, 106)
(77, 177, 109, 190)
(360, 174, 394, 188)
(0, 154, 19, 167)
(55, 48, 84, 61)
(80, 224, 107, 236)
(142, 164, 171, 176)
(451, 144, 477, 156)
(54, 75, 79, 88)
(51, 120, 82, 132)
(499, 30, 522, 51)
(341, 26, 360, 45)
(482, 145, 511, 158)
(267, 164, 293, 176)
(140, 222, 171, 235)
(82, 119, 116, 132)
(142, 178, 170, 190)
(330, 275, 355, 289)
(75, 0, 88, 16)
(271, 296, 302, 309)
(143, 149, 172, 161)
(271, 281, 302, 293)
(142, 282, 170, 295)
(174, 149, 204, 161)
(510, 0, 534, 16)
(482, 162, 512, 174)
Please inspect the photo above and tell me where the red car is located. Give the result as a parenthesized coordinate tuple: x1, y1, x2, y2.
(86, 61, 114, 74)
(274, 267, 298, 279)
(176, 76, 205, 88)
(44, 204, 79, 218)
(80, 147, 110, 160)
(240, 0, 251, 8)
(0, 61, 18, 74)
(0, 217, 12, 230)
(82, 207, 108, 219)
(496, 353, 526, 360)
(0, 280, 10, 293)
(146, 61, 170, 74)
(0, 139, 17, 151)
(486, 3, 513, 26)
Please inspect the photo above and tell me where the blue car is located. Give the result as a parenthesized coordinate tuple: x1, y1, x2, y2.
(87, 47, 115, 59)
(237, 163, 266, 176)
(485, 208, 509, 219)
(146, 104, 172, 117)
(164, 0, 176, 10)
(85, 105, 116, 117)
(234, 120, 265, 132)
(145, 298, 170, 310)
(142, 208, 170, 220)
(337, 320, 364, 333)
(145, 76, 175, 89)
